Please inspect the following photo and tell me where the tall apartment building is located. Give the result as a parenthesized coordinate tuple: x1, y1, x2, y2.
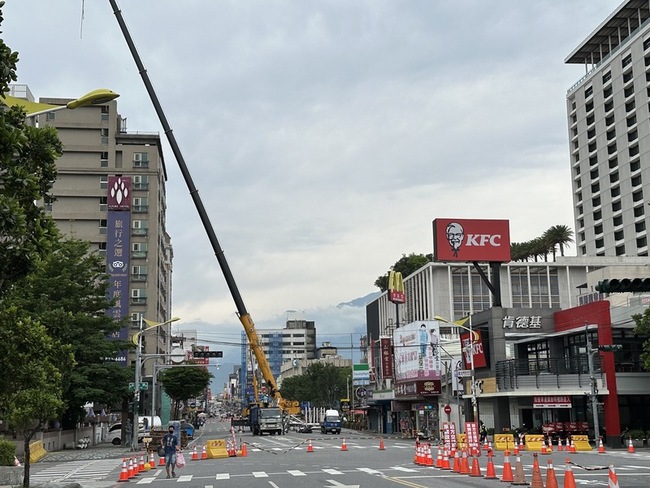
(565, 1, 650, 257)
(12, 84, 174, 375)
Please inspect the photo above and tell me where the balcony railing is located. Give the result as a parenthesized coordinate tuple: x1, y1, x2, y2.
(496, 355, 602, 392)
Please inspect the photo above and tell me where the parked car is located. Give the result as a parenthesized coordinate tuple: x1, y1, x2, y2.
(107, 422, 144, 446)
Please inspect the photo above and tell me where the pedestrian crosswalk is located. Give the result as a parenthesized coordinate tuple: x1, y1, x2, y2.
(29, 459, 116, 483)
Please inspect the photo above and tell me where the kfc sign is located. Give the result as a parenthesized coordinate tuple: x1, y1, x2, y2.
(460, 330, 487, 369)
(433, 218, 511, 262)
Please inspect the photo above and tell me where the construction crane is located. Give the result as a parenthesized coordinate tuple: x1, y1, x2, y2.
(108, 0, 300, 419)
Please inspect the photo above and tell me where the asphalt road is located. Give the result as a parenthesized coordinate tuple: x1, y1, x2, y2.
(26, 419, 650, 488)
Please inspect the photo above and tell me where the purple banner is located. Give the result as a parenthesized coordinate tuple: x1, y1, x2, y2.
(108, 176, 132, 211)
(106, 210, 131, 366)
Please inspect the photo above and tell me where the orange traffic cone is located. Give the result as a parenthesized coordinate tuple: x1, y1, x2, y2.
(501, 450, 514, 482)
(485, 449, 497, 479)
(148, 451, 155, 469)
(541, 441, 548, 455)
(118, 458, 129, 482)
(127, 457, 135, 479)
(191, 446, 199, 461)
(569, 438, 576, 453)
(341, 437, 348, 451)
(158, 451, 166, 466)
(441, 447, 451, 470)
(607, 465, 619, 488)
(483, 439, 489, 451)
(546, 459, 558, 488)
(425, 444, 434, 467)
(469, 452, 482, 477)
(138, 453, 145, 473)
(511, 453, 528, 486)
(519, 435, 525, 452)
(201, 444, 207, 460)
(627, 436, 635, 453)
(307, 439, 314, 453)
(436, 444, 443, 468)
(547, 437, 554, 452)
(240, 442, 248, 457)
(379, 437, 385, 450)
(563, 458, 577, 488)
(598, 437, 605, 454)
(452, 448, 461, 473)
(557, 438, 564, 451)
(530, 453, 544, 488)
(459, 449, 470, 475)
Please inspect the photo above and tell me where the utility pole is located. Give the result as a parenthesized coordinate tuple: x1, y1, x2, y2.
(585, 327, 600, 444)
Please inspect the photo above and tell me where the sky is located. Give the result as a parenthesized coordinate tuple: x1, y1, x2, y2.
(3, 0, 617, 388)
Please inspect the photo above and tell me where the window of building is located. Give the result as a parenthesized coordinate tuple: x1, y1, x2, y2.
(134, 152, 149, 168)
(603, 70, 612, 83)
(99, 219, 107, 234)
(595, 224, 603, 235)
(608, 157, 618, 169)
(627, 115, 637, 127)
(100, 151, 109, 167)
(622, 53, 632, 67)
(132, 197, 149, 213)
(604, 100, 614, 112)
(611, 186, 621, 198)
(131, 265, 148, 281)
(100, 175, 108, 189)
(588, 141, 597, 152)
(133, 175, 149, 190)
(623, 70, 634, 84)
(586, 113, 595, 125)
(578, 218, 584, 228)
(574, 166, 581, 177)
(588, 128, 596, 139)
(615, 230, 624, 241)
(634, 205, 645, 218)
(645, 38, 650, 50)
(131, 288, 147, 304)
(607, 143, 617, 155)
(584, 86, 593, 98)
(638, 236, 647, 248)
(613, 215, 623, 226)
(132, 219, 149, 236)
(636, 221, 646, 233)
(595, 238, 604, 249)
(632, 174, 642, 187)
(628, 129, 638, 142)
(593, 209, 602, 221)
(592, 196, 601, 207)
(100, 128, 109, 145)
(625, 100, 635, 112)
(99, 196, 107, 212)
(577, 204, 583, 215)
(591, 183, 600, 194)
(633, 190, 644, 202)
(590, 168, 599, 180)
(605, 114, 615, 126)
(612, 200, 622, 212)
(606, 129, 615, 140)
(615, 245, 626, 256)
(631, 159, 641, 172)
(586, 100, 594, 113)
(624, 85, 635, 98)
(101, 105, 109, 121)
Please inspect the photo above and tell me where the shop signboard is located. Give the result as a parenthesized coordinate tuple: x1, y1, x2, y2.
(433, 218, 511, 262)
(442, 422, 458, 451)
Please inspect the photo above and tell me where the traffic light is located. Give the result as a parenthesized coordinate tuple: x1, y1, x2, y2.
(598, 345, 622, 352)
(192, 350, 223, 358)
(596, 278, 650, 293)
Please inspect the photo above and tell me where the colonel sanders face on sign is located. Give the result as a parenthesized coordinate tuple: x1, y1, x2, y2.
(446, 222, 464, 257)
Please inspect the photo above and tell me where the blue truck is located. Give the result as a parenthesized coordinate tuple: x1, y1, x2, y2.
(320, 409, 342, 434)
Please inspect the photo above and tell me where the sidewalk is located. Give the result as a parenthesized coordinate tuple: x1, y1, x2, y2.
(35, 442, 141, 463)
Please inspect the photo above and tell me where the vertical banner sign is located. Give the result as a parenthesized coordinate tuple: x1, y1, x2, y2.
(388, 271, 406, 303)
(106, 176, 132, 367)
(464, 421, 481, 455)
(353, 363, 370, 386)
(380, 338, 394, 378)
(442, 422, 458, 451)
(461, 330, 487, 369)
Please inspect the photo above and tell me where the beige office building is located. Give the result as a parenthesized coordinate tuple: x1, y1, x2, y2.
(11, 84, 174, 374)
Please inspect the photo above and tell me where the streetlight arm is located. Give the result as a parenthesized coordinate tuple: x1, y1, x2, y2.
(2, 89, 119, 117)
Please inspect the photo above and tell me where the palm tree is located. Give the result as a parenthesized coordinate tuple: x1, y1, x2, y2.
(544, 225, 574, 259)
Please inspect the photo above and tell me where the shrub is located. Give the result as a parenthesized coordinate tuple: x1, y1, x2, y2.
(0, 440, 15, 466)
(627, 429, 646, 440)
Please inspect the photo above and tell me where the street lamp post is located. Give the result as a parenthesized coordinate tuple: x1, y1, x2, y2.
(2, 88, 119, 118)
(133, 316, 180, 449)
(434, 315, 480, 424)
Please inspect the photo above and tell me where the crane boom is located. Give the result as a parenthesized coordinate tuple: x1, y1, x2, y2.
(109, 0, 298, 415)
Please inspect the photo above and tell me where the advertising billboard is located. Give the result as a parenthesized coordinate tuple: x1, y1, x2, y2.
(388, 270, 406, 304)
(393, 320, 441, 382)
(433, 218, 510, 262)
(460, 330, 487, 369)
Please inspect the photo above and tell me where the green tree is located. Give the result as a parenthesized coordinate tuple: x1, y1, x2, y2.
(632, 307, 650, 370)
(160, 367, 213, 419)
(543, 225, 574, 259)
(0, 308, 74, 488)
(280, 363, 349, 408)
(2, 239, 133, 428)
(375, 253, 432, 291)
